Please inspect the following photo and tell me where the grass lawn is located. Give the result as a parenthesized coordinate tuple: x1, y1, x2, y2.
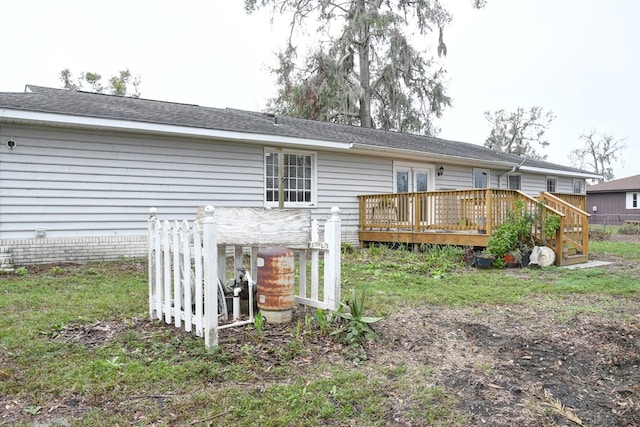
(1, 242, 639, 426)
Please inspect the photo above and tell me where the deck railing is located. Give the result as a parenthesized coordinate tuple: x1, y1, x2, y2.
(359, 189, 527, 234)
(539, 192, 590, 260)
(550, 193, 587, 211)
(358, 190, 589, 265)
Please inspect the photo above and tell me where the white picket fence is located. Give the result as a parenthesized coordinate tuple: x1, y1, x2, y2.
(148, 206, 342, 348)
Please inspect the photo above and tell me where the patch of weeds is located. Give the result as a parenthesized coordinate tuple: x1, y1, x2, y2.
(14, 266, 28, 276)
(50, 265, 64, 276)
(475, 362, 494, 376)
(108, 356, 126, 368)
(24, 405, 42, 416)
(314, 308, 328, 336)
(380, 363, 407, 379)
(413, 385, 463, 422)
(619, 222, 640, 235)
(39, 322, 67, 338)
(330, 288, 383, 346)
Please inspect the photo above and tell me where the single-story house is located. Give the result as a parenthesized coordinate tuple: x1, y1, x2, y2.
(0, 85, 599, 265)
(587, 174, 640, 225)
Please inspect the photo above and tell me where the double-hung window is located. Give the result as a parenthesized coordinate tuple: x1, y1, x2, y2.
(572, 179, 584, 194)
(265, 149, 316, 207)
(508, 174, 521, 190)
(473, 168, 490, 189)
(546, 177, 557, 193)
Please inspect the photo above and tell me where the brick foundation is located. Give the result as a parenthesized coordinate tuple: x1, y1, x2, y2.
(0, 235, 148, 265)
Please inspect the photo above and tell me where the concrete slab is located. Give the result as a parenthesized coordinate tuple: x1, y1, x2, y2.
(560, 260, 613, 269)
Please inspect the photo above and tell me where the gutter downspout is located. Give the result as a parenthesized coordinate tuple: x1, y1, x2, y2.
(498, 155, 527, 188)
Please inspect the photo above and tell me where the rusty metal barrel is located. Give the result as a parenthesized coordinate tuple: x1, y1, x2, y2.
(256, 247, 294, 323)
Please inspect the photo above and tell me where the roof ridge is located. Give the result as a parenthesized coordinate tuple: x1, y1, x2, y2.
(25, 84, 204, 108)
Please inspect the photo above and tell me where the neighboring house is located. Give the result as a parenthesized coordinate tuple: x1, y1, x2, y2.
(587, 175, 640, 225)
(0, 85, 599, 265)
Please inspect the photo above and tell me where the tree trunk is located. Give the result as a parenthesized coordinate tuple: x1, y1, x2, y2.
(358, 0, 372, 128)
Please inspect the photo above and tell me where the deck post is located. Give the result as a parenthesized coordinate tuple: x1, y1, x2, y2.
(555, 216, 565, 266)
(358, 196, 365, 232)
(485, 189, 493, 235)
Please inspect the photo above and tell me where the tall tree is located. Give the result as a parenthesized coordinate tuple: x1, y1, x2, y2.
(246, 0, 485, 135)
(570, 130, 626, 182)
(59, 68, 142, 97)
(484, 107, 555, 160)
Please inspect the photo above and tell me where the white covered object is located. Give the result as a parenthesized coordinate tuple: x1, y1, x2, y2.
(529, 246, 556, 267)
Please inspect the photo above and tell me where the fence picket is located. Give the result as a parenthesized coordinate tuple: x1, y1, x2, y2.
(311, 219, 319, 301)
(148, 206, 341, 348)
(163, 220, 171, 324)
(181, 220, 192, 332)
(194, 223, 203, 337)
(173, 221, 181, 328)
(154, 220, 162, 320)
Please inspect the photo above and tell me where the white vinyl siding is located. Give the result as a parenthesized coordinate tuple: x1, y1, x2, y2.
(0, 125, 264, 239)
(316, 152, 391, 244)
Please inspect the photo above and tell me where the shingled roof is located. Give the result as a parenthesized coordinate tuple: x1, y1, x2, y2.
(0, 85, 593, 175)
(587, 174, 640, 193)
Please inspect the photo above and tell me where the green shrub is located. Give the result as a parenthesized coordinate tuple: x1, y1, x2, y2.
(487, 200, 533, 259)
(619, 223, 640, 235)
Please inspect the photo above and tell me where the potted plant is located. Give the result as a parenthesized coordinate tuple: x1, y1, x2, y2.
(475, 250, 494, 269)
(504, 249, 522, 267)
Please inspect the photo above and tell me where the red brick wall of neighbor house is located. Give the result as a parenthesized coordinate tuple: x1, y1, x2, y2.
(587, 192, 640, 225)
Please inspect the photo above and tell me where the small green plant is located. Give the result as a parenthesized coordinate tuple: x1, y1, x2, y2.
(50, 265, 64, 275)
(330, 288, 383, 345)
(314, 308, 328, 336)
(24, 405, 42, 416)
(103, 356, 124, 369)
(254, 311, 265, 340)
(14, 266, 28, 276)
(341, 242, 355, 254)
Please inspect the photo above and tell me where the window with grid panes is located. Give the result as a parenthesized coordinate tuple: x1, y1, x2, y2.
(546, 177, 557, 193)
(265, 151, 314, 206)
(508, 174, 521, 190)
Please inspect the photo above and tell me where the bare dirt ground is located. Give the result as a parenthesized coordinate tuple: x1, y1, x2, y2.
(374, 296, 639, 426)
(3, 234, 639, 426)
(366, 232, 640, 426)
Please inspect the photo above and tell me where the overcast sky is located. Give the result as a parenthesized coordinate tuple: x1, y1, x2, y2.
(2, 0, 638, 179)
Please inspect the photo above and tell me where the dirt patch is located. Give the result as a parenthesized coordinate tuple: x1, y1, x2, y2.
(373, 297, 640, 426)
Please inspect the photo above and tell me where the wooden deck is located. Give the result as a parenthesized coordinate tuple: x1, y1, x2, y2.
(358, 190, 590, 266)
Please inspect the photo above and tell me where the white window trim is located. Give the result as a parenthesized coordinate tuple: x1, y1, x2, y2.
(546, 176, 557, 193)
(473, 168, 490, 189)
(626, 192, 640, 209)
(573, 178, 585, 195)
(263, 147, 317, 208)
